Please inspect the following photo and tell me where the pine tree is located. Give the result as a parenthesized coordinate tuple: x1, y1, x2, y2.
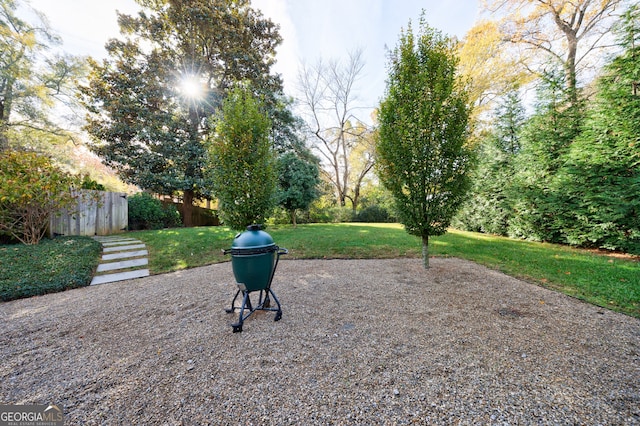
(508, 70, 583, 242)
(455, 91, 524, 235)
(556, 5, 640, 253)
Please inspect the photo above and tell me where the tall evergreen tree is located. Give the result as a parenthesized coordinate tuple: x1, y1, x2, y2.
(508, 70, 584, 242)
(555, 5, 640, 253)
(455, 91, 524, 235)
(377, 17, 473, 268)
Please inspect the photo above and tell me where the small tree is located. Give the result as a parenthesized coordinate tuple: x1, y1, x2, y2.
(208, 86, 276, 231)
(276, 152, 320, 227)
(0, 151, 79, 244)
(377, 18, 474, 268)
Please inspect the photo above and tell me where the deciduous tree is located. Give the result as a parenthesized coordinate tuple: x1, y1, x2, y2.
(296, 49, 375, 210)
(458, 19, 528, 127)
(207, 86, 276, 231)
(484, 0, 626, 103)
(377, 17, 474, 269)
(0, 0, 84, 150)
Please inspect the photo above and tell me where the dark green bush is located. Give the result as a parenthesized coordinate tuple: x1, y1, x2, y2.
(161, 203, 183, 228)
(354, 205, 394, 223)
(80, 174, 106, 191)
(0, 236, 101, 301)
(128, 193, 181, 230)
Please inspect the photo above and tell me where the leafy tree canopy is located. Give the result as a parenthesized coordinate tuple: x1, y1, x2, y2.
(276, 151, 321, 227)
(0, 0, 85, 151)
(207, 85, 276, 231)
(377, 15, 474, 268)
(79, 0, 283, 225)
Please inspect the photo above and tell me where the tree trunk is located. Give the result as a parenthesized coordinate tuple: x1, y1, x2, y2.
(351, 187, 360, 213)
(565, 36, 578, 105)
(182, 189, 194, 227)
(290, 209, 297, 228)
(422, 235, 430, 269)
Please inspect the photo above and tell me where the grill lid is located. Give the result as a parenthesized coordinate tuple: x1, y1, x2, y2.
(230, 224, 276, 253)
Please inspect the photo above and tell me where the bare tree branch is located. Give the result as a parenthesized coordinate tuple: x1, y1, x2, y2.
(295, 49, 374, 210)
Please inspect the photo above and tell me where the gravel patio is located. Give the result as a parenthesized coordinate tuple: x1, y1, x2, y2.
(1, 258, 639, 424)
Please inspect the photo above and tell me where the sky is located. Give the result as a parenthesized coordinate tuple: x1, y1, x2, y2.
(27, 0, 480, 115)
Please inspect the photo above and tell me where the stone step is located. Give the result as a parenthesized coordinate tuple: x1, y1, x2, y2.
(96, 258, 149, 273)
(94, 237, 138, 242)
(101, 240, 143, 247)
(102, 250, 148, 261)
(91, 236, 151, 285)
(90, 269, 150, 285)
(103, 244, 146, 253)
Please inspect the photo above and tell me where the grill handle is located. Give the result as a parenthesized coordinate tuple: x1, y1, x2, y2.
(223, 247, 288, 256)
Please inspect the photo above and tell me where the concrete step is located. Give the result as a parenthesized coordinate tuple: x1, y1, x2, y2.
(96, 258, 149, 273)
(101, 240, 143, 247)
(94, 237, 138, 243)
(90, 269, 150, 285)
(91, 236, 151, 285)
(102, 250, 148, 261)
(103, 244, 146, 253)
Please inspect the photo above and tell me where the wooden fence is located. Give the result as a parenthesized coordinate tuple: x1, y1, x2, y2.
(162, 201, 220, 227)
(49, 190, 128, 237)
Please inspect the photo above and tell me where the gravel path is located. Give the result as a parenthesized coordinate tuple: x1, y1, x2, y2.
(1, 258, 639, 425)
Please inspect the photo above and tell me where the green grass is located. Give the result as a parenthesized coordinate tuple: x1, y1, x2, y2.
(130, 223, 640, 317)
(429, 229, 640, 316)
(0, 236, 101, 301)
(2, 224, 638, 318)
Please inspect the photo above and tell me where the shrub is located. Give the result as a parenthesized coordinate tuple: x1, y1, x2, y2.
(80, 174, 106, 191)
(0, 151, 81, 244)
(354, 205, 394, 223)
(0, 236, 101, 301)
(160, 203, 183, 228)
(267, 206, 311, 226)
(128, 193, 181, 230)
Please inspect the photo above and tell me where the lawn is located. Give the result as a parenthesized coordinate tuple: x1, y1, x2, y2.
(1, 223, 638, 317)
(128, 223, 640, 318)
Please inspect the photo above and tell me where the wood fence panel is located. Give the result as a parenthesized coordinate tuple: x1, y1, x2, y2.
(50, 190, 128, 237)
